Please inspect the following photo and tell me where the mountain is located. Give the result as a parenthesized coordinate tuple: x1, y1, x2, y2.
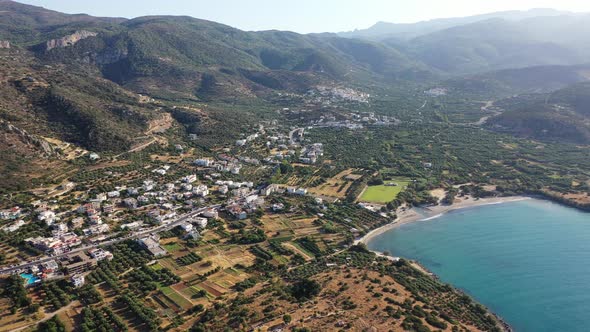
(28, 14, 432, 101)
(393, 16, 590, 74)
(338, 8, 576, 41)
(2, 0, 590, 157)
(488, 82, 590, 143)
(0, 0, 125, 45)
(439, 64, 590, 99)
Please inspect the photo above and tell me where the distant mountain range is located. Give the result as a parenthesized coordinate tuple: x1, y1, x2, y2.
(338, 8, 581, 40)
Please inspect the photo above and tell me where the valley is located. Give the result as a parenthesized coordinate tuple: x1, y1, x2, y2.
(1, 1, 590, 331)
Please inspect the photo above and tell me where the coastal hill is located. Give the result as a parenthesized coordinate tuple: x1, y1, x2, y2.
(489, 82, 590, 143)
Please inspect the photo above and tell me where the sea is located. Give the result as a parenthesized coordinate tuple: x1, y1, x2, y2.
(367, 199, 590, 332)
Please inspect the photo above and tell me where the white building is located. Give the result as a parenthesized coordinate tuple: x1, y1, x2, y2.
(180, 222, 193, 233)
(2, 219, 25, 232)
(182, 174, 198, 183)
(194, 185, 209, 197)
(193, 217, 208, 229)
(194, 159, 212, 167)
(201, 208, 218, 219)
(38, 210, 57, 226)
(71, 274, 85, 288)
(88, 248, 113, 261)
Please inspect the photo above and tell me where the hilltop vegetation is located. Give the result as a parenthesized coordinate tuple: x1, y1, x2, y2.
(489, 82, 590, 143)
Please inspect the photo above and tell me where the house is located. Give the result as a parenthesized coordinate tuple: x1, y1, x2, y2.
(180, 222, 193, 233)
(102, 204, 115, 214)
(88, 248, 113, 261)
(107, 191, 120, 198)
(218, 185, 229, 195)
(194, 158, 212, 167)
(423, 162, 433, 168)
(88, 215, 102, 225)
(148, 209, 162, 222)
(236, 139, 247, 146)
(182, 174, 198, 183)
(60, 233, 81, 247)
(295, 188, 308, 195)
(143, 180, 155, 191)
(70, 217, 84, 229)
(83, 224, 109, 236)
(124, 197, 138, 209)
(71, 274, 85, 288)
(193, 217, 208, 229)
(261, 184, 282, 196)
(194, 184, 209, 197)
(88, 153, 100, 161)
(2, 219, 25, 232)
(95, 193, 107, 202)
(227, 205, 247, 220)
(41, 260, 59, 273)
(138, 236, 167, 257)
(0, 206, 22, 220)
(272, 203, 285, 212)
(137, 196, 149, 205)
(38, 210, 57, 226)
(127, 187, 139, 196)
(201, 208, 218, 219)
(52, 223, 69, 236)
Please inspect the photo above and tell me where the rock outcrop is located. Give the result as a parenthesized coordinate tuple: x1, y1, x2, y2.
(0, 120, 56, 157)
(0, 40, 10, 49)
(46, 30, 97, 51)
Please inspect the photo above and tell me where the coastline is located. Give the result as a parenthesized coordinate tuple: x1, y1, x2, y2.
(358, 195, 527, 332)
(356, 195, 531, 246)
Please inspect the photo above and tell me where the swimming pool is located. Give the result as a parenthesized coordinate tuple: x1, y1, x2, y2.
(20, 273, 40, 285)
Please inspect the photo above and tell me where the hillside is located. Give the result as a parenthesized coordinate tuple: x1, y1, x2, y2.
(439, 64, 590, 99)
(488, 82, 590, 143)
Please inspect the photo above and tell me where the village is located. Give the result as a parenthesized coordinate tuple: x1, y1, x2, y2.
(0, 118, 333, 291)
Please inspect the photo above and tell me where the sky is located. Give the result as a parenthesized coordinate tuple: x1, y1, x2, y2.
(17, 0, 590, 33)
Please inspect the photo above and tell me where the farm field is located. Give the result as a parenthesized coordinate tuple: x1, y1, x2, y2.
(307, 168, 359, 200)
(360, 177, 411, 203)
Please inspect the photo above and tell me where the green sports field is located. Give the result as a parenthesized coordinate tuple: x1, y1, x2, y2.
(360, 178, 410, 203)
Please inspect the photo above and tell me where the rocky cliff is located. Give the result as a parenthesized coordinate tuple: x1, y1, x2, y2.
(0, 120, 56, 157)
(46, 30, 97, 51)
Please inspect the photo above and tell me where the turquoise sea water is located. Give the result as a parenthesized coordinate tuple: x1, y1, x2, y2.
(367, 199, 590, 332)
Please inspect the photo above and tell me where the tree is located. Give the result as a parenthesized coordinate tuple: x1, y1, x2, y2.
(283, 314, 292, 324)
(290, 278, 321, 302)
(36, 316, 66, 332)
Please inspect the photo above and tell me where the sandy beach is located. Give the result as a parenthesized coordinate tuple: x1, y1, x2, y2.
(356, 195, 532, 246)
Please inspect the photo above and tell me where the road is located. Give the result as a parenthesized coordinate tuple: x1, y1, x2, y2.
(0, 205, 220, 275)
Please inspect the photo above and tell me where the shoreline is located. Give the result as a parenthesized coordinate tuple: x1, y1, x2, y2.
(358, 194, 527, 332)
(356, 195, 531, 246)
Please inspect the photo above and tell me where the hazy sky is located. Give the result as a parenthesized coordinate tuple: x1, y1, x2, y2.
(17, 0, 590, 33)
